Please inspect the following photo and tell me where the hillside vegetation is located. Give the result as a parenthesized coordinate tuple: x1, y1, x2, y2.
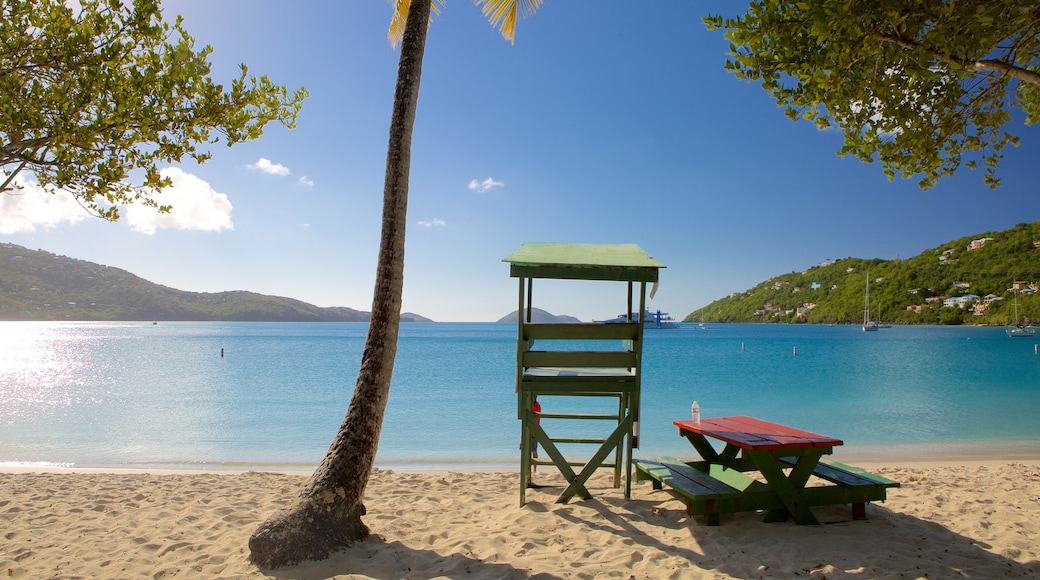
(0, 243, 418, 322)
(686, 221, 1040, 326)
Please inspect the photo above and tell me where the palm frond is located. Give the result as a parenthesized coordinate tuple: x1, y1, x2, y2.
(474, 0, 544, 43)
(388, 0, 443, 48)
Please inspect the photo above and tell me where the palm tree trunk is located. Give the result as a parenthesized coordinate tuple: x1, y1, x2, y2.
(248, 0, 431, 569)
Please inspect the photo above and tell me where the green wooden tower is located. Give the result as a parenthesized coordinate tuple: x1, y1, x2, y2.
(503, 242, 664, 505)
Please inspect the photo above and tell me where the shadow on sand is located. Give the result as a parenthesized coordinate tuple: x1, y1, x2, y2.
(264, 537, 565, 580)
(261, 478, 1038, 579)
(567, 491, 1040, 578)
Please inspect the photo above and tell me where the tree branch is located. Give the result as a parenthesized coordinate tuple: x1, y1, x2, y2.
(2, 138, 55, 166)
(875, 31, 1040, 87)
(973, 58, 1040, 86)
(1, 159, 28, 191)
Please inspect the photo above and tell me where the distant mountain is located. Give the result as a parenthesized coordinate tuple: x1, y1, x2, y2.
(497, 308, 581, 323)
(687, 221, 1040, 326)
(0, 243, 432, 322)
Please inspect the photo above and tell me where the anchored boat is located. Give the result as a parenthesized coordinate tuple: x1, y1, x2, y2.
(598, 309, 680, 329)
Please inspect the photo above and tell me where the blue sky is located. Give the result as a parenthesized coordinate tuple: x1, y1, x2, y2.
(3, 1, 1039, 322)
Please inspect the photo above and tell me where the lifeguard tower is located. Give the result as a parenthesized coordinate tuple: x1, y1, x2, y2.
(503, 242, 664, 505)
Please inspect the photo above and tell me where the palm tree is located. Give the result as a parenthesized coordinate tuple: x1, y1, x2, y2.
(248, 0, 544, 569)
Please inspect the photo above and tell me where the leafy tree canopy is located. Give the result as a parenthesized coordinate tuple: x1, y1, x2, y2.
(0, 0, 308, 220)
(706, 1, 1040, 189)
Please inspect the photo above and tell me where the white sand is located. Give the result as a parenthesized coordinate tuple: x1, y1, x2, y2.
(2, 463, 1039, 579)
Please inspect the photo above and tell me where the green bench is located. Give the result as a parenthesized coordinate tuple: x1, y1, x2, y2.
(634, 457, 759, 525)
(635, 456, 900, 525)
(778, 456, 900, 519)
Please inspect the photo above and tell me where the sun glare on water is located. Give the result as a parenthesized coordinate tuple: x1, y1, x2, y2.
(0, 323, 108, 425)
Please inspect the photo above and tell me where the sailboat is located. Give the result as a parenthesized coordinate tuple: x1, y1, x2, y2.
(862, 272, 879, 332)
(1006, 286, 1035, 338)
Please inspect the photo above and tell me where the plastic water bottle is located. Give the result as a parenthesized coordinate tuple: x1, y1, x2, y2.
(691, 401, 700, 424)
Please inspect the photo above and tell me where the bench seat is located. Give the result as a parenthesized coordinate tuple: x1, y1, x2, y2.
(634, 457, 758, 525)
(636, 455, 901, 525)
(778, 456, 900, 519)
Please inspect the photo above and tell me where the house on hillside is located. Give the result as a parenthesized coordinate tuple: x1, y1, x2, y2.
(943, 294, 980, 309)
(1011, 281, 1036, 293)
(967, 237, 993, 251)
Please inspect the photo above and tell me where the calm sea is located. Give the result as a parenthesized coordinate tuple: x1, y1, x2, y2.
(2, 322, 1039, 471)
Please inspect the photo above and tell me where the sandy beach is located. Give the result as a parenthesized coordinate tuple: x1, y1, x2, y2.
(2, 462, 1039, 579)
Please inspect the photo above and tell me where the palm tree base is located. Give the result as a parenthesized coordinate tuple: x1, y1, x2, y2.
(248, 495, 370, 569)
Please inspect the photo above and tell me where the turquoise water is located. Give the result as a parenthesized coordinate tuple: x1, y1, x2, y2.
(2, 322, 1039, 471)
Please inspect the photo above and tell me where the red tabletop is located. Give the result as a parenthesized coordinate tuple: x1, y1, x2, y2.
(674, 415, 843, 451)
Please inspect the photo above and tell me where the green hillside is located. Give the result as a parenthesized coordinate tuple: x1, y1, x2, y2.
(0, 243, 376, 322)
(686, 221, 1040, 326)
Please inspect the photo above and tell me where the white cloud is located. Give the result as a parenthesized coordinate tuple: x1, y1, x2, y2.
(248, 158, 291, 176)
(0, 172, 88, 234)
(297, 175, 314, 186)
(468, 177, 504, 193)
(0, 168, 232, 235)
(417, 218, 446, 228)
(124, 168, 233, 235)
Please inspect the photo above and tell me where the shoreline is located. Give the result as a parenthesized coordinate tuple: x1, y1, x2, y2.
(6, 443, 1040, 474)
(3, 459, 1040, 478)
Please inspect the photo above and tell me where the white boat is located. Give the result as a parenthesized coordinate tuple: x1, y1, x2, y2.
(1008, 325, 1034, 337)
(863, 272, 878, 332)
(597, 309, 680, 329)
(648, 310, 681, 329)
(1006, 287, 1035, 338)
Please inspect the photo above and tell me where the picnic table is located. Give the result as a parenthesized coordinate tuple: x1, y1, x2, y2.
(635, 415, 899, 525)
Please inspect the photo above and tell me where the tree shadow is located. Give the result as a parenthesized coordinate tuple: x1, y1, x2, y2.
(563, 489, 1040, 578)
(262, 538, 565, 580)
(256, 475, 1039, 579)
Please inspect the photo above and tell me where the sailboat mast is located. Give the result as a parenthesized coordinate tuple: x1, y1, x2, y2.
(862, 271, 878, 331)
(864, 272, 869, 324)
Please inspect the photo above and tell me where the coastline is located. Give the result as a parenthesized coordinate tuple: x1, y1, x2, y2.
(6, 450, 1040, 477)
(3, 462, 1039, 579)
